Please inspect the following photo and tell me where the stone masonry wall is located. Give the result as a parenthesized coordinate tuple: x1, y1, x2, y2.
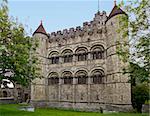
(31, 11, 132, 111)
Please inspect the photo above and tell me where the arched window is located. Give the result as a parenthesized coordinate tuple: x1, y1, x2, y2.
(62, 71, 73, 84)
(91, 45, 104, 60)
(3, 91, 7, 97)
(76, 70, 88, 84)
(62, 49, 73, 63)
(75, 47, 88, 61)
(48, 72, 59, 85)
(49, 51, 59, 64)
(91, 69, 104, 84)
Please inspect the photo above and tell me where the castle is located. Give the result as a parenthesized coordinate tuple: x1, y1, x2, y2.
(31, 2, 132, 111)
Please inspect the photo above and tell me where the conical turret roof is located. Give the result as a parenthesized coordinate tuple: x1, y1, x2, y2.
(33, 21, 47, 36)
(107, 4, 127, 20)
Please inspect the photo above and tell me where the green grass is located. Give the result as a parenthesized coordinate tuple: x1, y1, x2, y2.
(145, 100, 150, 104)
(0, 104, 148, 116)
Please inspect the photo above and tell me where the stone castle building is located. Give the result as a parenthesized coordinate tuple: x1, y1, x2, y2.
(31, 3, 132, 111)
(0, 81, 30, 104)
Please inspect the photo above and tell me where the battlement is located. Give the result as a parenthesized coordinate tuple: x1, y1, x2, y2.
(48, 11, 107, 41)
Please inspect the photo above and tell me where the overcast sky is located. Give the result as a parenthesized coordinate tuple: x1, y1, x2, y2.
(8, 0, 124, 35)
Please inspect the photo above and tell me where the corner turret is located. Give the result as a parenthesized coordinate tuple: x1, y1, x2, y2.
(33, 21, 47, 36)
(105, 1, 130, 106)
(106, 1, 127, 22)
(31, 21, 48, 101)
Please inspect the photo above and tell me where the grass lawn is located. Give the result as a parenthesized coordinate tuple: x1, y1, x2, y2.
(0, 104, 148, 116)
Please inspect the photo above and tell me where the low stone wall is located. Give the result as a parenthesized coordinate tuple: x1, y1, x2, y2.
(0, 97, 16, 104)
(142, 104, 150, 113)
(19, 106, 35, 112)
(31, 100, 132, 112)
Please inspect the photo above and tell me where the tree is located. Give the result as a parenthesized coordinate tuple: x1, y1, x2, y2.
(126, 62, 149, 112)
(117, 0, 150, 113)
(0, 0, 40, 86)
(127, 62, 149, 85)
(132, 83, 149, 113)
(118, 0, 150, 70)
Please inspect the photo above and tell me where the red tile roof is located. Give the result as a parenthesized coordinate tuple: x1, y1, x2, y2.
(107, 4, 127, 21)
(33, 22, 47, 36)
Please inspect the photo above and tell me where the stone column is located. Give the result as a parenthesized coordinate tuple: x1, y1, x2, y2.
(72, 77, 76, 107)
(87, 76, 91, 104)
(88, 52, 91, 60)
(59, 56, 63, 64)
(45, 78, 49, 101)
(73, 54, 76, 66)
(58, 78, 62, 102)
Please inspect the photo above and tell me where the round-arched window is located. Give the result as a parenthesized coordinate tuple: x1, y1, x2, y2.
(62, 71, 73, 84)
(75, 47, 88, 61)
(91, 69, 104, 84)
(48, 51, 59, 64)
(75, 70, 88, 84)
(48, 72, 59, 85)
(91, 45, 104, 60)
(62, 49, 73, 63)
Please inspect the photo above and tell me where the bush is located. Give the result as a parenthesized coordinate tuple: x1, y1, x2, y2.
(132, 83, 149, 113)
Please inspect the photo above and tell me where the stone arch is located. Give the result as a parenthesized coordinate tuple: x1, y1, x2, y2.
(1, 79, 14, 88)
(61, 49, 73, 55)
(3, 91, 7, 97)
(75, 70, 88, 84)
(48, 72, 59, 85)
(91, 42, 106, 49)
(60, 68, 74, 75)
(75, 47, 88, 53)
(75, 67, 89, 75)
(91, 69, 104, 76)
(73, 45, 89, 53)
(61, 49, 73, 63)
(48, 51, 59, 57)
(75, 47, 88, 61)
(75, 70, 88, 77)
(90, 69, 105, 84)
(61, 71, 73, 84)
(90, 67, 105, 75)
(61, 71, 73, 77)
(90, 44, 105, 59)
(48, 72, 59, 78)
(90, 44, 105, 51)
(48, 51, 59, 64)
(60, 47, 73, 54)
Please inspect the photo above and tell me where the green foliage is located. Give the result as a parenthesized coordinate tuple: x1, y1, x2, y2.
(124, 63, 149, 113)
(118, 0, 150, 74)
(128, 63, 150, 113)
(0, 0, 40, 86)
(118, 0, 150, 71)
(117, 0, 150, 113)
(127, 62, 149, 84)
(132, 83, 149, 113)
(144, 100, 150, 104)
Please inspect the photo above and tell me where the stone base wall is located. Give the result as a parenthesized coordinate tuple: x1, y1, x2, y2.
(0, 97, 16, 104)
(31, 100, 132, 112)
(142, 104, 150, 113)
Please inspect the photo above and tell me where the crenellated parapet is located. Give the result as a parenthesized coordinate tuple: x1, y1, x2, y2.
(48, 11, 108, 43)
(34, 3, 127, 44)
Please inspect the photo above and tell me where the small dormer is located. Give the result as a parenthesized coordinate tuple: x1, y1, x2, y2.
(33, 21, 47, 36)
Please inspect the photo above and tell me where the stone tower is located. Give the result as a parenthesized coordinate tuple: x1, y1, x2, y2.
(105, 3, 131, 109)
(31, 3, 132, 112)
(31, 22, 48, 101)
